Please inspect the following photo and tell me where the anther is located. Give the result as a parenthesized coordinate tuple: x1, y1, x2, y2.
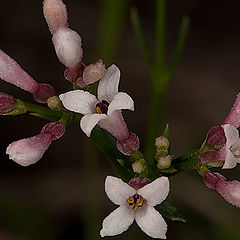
(95, 100, 109, 114)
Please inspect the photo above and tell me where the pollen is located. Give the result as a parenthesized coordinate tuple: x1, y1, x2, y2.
(95, 100, 109, 114)
(127, 194, 144, 210)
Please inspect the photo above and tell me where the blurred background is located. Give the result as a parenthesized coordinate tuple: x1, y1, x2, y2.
(0, 0, 240, 239)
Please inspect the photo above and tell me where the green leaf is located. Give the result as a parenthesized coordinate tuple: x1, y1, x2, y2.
(131, 8, 154, 70)
(168, 15, 190, 77)
(156, 201, 186, 223)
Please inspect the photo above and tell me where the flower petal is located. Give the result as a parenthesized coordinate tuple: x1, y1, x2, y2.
(97, 64, 120, 102)
(137, 177, 169, 207)
(80, 114, 107, 137)
(135, 206, 167, 239)
(222, 149, 237, 169)
(107, 92, 134, 115)
(59, 90, 97, 114)
(100, 205, 134, 237)
(222, 124, 239, 148)
(105, 176, 136, 205)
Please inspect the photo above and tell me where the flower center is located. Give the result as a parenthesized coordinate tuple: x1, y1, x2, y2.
(96, 100, 109, 114)
(230, 145, 240, 159)
(127, 194, 144, 210)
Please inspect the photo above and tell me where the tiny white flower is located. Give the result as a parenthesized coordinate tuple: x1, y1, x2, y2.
(59, 64, 139, 155)
(100, 176, 170, 239)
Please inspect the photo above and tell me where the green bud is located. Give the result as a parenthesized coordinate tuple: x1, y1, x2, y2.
(156, 154, 172, 169)
(132, 159, 146, 173)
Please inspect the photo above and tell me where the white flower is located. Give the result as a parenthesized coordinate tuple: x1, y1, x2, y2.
(59, 64, 139, 155)
(100, 176, 170, 239)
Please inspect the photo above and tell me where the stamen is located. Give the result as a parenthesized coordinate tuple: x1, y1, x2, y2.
(127, 194, 144, 210)
(95, 100, 109, 114)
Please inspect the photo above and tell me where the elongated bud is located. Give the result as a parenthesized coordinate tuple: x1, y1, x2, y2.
(0, 94, 16, 114)
(43, 0, 68, 35)
(0, 49, 56, 103)
(52, 27, 83, 71)
(83, 59, 106, 85)
(203, 172, 240, 208)
(6, 122, 65, 166)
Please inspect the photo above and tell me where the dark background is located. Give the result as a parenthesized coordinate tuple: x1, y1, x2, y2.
(0, 0, 240, 239)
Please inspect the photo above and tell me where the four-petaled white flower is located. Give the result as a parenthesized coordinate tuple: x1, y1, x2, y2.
(100, 176, 170, 239)
(60, 64, 139, 155)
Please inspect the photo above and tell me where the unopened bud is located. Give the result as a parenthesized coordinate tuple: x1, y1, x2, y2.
(156, 154, 172, 169)
(155, 136, 169, 150)
(0, 94, 16, 114)
(83, 59, 106, 85)
(47, 96, 63, 111)
(43, 0, 68, 35)
(132, 159, 146, 173)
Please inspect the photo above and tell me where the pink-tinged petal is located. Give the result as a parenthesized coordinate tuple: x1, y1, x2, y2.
(100, 205, 134, 237)
(105, 176, 136, 205)
(108, 92, 134, 115)
(97, 64, 120, 102)
(59, 90, 97, 114)
(117, 131, 140, 155)
(83, 59, 106, 85)
(33, 83, 56, 103)
(43, 0, 68, 35)
(224, 92, 240, 128)
(222, 124, 239, 147)
(137, 177, 170, 207)
(203, 172, 226, 189)
(80, 114, 107, 137)
(135, 206, 167, 239)
(98, 110, 130, 141)
(222, 149, 237, 169)
(6, 133, 53, 166)
(205, 125, 226, 149)
(0, 94, 16, 114)
(0, 49, 39, 93)
(216, 180, 240, 208)
(200, 150, 224, 167)
(52, 27, 82, 70)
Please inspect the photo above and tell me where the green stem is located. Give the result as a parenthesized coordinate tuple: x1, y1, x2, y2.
(171, 150, 199, 171)
(22, 101, 62, 118)
(155, 0, 166, 73)
(145, 86, 166, 165)
(131, 8, 154, 70)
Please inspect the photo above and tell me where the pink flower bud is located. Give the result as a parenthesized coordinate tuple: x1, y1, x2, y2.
(203, 172, 240, 208)
(6, 122, 65, 166)
(52, 27, 83, 71)
(0, 49, 56, 103)
(83, 59, 106, 85)
(128, 177, 151, 190)
(0, 94, 16, 114)
(43, 0, 68, 35)
(224, 92, 240, 128)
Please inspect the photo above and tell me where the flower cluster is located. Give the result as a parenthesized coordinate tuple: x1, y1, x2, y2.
(200, 93, 240, 207)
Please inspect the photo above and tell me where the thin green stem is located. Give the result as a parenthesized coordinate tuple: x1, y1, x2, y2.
(168, 16, 189, 77)
(131, 8, 154, 70)
(155, 0, 166, 73)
